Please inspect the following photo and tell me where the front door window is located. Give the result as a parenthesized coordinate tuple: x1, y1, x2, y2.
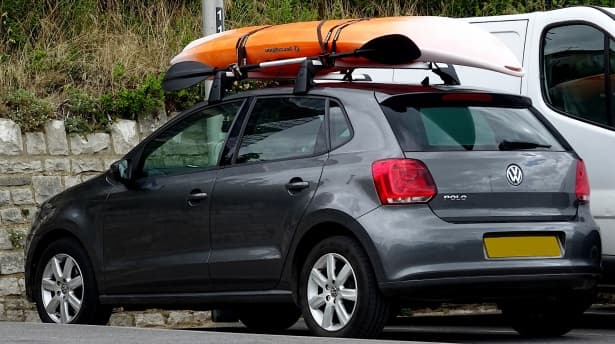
(140, 100, 243, 177)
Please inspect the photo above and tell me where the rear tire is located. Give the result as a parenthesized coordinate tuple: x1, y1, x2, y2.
(238, 304, 301, 330)
(34, 238, 111, 325)
(500, 294, 592, 337)
(299, 236, 390, 338)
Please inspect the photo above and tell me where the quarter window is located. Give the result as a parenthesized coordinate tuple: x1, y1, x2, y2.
(541, 24, 615, 128)
(329, 100, 352, 149)
(236, 97, 326, 163)
(140, 101, 242, 177)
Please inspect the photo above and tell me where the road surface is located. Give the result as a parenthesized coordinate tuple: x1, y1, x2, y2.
(3, 309, 615, 343)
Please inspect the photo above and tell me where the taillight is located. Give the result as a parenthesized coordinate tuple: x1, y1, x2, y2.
(372, 159, 437, 205)
(576, 160, 590, 204)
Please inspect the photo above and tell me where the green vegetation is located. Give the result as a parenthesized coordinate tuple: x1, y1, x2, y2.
(2, 89, 53, 131)
(63, 89, 111, 134)
(7, 228, 26, 249)
(0, 0, 611, 133)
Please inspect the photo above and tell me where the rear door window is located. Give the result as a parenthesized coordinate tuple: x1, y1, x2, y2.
(236, 97, 327, 163)
(381, 97, 564, 152)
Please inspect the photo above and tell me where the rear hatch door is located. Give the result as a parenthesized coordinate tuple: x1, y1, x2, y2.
(380, 92, 578, 223)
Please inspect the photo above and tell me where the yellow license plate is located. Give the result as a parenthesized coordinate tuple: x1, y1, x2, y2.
(484, 236, 562, 259)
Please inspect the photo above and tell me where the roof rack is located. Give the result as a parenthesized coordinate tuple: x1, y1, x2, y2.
(315, 70, 372, 82)
(162, 52, 460, 103)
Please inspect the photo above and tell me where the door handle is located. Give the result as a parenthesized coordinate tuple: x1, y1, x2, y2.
(187, 189, 208, 206)
(188, 192, 208, 200)
(286, 180, 310, 191)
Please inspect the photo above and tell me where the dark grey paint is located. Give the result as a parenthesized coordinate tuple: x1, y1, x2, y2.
(413, 150, 578, 222)
(357, 204, 599, 284)
(24, 85, 601, 309)
(101, 170, 215, 294)
(209, 156, 326, 291)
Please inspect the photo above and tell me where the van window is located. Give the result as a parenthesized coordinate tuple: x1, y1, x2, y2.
(541, 24, 615, 129)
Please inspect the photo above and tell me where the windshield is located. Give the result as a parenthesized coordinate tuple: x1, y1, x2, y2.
(381, 102, 565, 152)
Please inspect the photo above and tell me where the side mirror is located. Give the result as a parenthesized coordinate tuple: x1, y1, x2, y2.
(110, 159, 132, 182)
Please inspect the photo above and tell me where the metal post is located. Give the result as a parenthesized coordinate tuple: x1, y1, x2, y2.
(202, 0, 225, 98)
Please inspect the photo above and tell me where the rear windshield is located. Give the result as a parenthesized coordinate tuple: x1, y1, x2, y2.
(381, 102, 565, 152)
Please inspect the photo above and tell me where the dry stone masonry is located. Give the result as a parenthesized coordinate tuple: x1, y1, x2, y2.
(0, 116, 211, 327)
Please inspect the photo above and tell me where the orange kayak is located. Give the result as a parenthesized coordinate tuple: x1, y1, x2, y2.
(170, 16, 523, 79)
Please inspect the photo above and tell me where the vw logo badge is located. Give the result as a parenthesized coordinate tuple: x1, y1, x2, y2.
(506, 164, 523, 186)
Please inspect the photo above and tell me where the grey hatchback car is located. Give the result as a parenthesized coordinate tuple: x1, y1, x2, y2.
(24, 83, 600, 338)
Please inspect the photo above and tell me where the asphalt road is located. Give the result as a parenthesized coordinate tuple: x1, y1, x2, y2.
(3, 310, 615, 344)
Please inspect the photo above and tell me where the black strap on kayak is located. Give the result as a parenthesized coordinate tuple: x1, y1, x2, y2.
(316, 20, 328, 54)
(318, 20, 355, 54)
(236, 25, 272, 66)
(317, 19, 365, 65)
(330, 18, 369, 53)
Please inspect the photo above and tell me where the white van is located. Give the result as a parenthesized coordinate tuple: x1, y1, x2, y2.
(458, 6, 615, 287)
(361, 6, 615, 286)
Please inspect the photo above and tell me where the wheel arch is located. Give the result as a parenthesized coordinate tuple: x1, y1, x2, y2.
(283, 209, 385, 303)
(26, 226, 97, 301)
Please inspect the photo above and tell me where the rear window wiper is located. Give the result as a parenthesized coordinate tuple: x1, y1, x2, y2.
(498, 140, 552, 150)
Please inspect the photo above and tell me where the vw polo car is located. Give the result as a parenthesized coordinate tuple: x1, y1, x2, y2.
(24, 83, 601, 338)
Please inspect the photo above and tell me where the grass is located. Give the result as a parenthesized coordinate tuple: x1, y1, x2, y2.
(1, 1, 200, 98)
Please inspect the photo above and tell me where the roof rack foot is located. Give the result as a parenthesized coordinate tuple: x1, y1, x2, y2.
(209, 71, 229, 104)
(293, 59, 321, 94)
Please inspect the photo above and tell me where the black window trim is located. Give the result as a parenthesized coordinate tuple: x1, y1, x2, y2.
(539, 20, 615, 132)
(132, 98, 248, 179)
(218, 96, 253, 167)
(228, 95, 333, 167)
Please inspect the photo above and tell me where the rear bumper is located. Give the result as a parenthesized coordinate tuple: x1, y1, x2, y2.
(380, 272, 599, 302)
(357, 204, 601, 300)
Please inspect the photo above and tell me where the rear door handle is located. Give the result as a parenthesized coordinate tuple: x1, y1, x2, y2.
(187, 189, 208, 206)
(286, 180, 310, 191)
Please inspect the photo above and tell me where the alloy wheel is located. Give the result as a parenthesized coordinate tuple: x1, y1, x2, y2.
(40, 254, 84, 323)
(306, 252, 358, 331)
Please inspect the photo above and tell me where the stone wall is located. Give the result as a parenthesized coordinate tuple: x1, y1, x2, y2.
(0, 115, 212, 327)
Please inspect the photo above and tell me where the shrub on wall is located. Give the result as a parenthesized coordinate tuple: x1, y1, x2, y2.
(2, 89, 54, 131)
(62, 89, 111, 134)
(101, 75, 165, 121)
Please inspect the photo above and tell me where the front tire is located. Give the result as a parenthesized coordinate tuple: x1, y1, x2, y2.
(299, 236, 390, 338)
(34, 238, 111, 324)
